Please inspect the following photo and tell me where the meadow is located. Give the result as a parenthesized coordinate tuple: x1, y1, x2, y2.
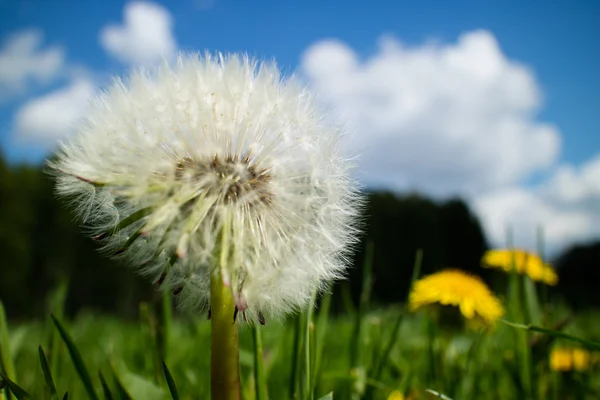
(2, 251, 599, 400)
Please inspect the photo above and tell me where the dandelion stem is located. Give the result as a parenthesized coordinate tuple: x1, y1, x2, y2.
(210, 217, 241, 400)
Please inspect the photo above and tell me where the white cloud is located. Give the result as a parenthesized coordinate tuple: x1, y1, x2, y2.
(471, 156, 600, 255)
(543, 156, 600, 206)
(14, 79, 96, 144)
(302, 30, 561, 198)
(99, 1, 176, 66)
(473, 187, 593, 255)
(302, 30, 600, 254)
(0, 29, 65, 100)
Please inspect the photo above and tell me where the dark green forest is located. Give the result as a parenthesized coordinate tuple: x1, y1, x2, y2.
(1, 154, 599, 320)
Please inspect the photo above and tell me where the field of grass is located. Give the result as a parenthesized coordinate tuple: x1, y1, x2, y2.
(2, 265, 600, 400)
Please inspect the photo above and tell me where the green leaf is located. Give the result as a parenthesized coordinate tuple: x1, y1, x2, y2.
(62, 392, 69, 400)
(317, 392, 333, 400)
(162, 361, 179, 400)
(39, 345, 59, 400)
(99, 370, 114, 400)
(0, 373, 31, 400)
(51, 314, 99, 400)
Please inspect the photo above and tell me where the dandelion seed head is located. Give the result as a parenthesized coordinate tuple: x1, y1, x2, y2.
(49, 53, 362, 323)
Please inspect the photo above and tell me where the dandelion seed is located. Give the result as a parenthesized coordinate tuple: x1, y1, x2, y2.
(481, 249, 558, 286)
(408, 269, 504, 328)
(49, 53, 361, 324)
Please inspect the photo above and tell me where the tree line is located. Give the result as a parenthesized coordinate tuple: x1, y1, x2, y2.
(1, 156, 598, 320)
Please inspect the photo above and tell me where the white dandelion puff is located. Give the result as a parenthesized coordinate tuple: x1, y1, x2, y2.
(49, 53, 362, 324)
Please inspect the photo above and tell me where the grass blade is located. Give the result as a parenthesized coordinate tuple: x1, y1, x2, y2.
(308, 321, 316, 400)
(317, 392, 333, 400)
(62, 392, 68, 400)
(162, 361, 179, 400)
(303, 289, 318, 400)
(99, 370, 114, 400)
(139, 302, 162, 382)
(314, 290, 332, 393)
(39, 345, 59, 400)
(364, 249, 421, 399)
(505, 228, 532, 398)
(289, 314, 302, 400)
(0, 373, 31, 400)
(46, 278, 69, 380)
(501, 320, 600, 350)
(348, 242, 375, 399)
(0, 301, 15, 400)
(425, 389, 454, 400)
(160, 290, 172, 364)
(51, 314, 99, 400)
(107, 362, 133, 400)
(0, 301, 16, 382)
(252, 324, 268, 400)
(350, 241, 374, 368)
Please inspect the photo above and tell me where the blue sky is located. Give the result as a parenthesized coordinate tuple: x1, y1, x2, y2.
(0, 0, 599, 252)
(1, 0, 598, 164)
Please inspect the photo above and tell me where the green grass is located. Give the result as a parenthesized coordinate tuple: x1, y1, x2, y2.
(1, 247, 600, 400)
(1, 299, 599, 400)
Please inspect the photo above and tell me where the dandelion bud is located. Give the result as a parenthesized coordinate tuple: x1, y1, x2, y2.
(49, 53, 361, 324)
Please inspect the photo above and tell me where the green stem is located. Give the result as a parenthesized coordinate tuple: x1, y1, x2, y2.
(304, 289, 318, 400)
(210, 220, 241, 400)
(289, 314, 302, 400)
(161, 290, 172, 364)
(252, 324, 268, 400)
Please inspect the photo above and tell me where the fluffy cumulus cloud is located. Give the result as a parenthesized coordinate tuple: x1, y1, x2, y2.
(473, 187, 593, 253)
(99, 1, 177, 66)
(474, 156, 600, 254)
(10, 2, 177, 147)
(14, 79, 96, 144)
(0, 29, 65, 100)
(302, 30, 560, 197)
(301, 30, 598, 254)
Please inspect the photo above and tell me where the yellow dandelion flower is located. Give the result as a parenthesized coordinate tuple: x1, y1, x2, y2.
(387, 390, 405, 400)
(550, 348, 573, 372)
(481, 249, 558, 285)
(408, 269, 504, 327)
(572, 348, 591, 371)
(550, 348, 592, 372)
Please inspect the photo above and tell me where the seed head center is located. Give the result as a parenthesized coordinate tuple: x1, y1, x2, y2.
(175, 155, 272, 205)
